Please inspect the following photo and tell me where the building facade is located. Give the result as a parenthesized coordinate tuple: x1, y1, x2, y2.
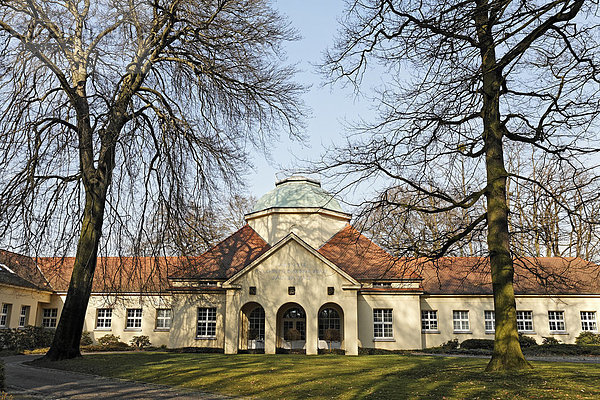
(1, 177, 599, 354)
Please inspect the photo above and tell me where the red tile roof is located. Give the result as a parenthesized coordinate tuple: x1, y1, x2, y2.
(168, 224, 271, 279)
(0, 249, 52, 291)
(419, 257, 600, 295)
(318, 225, 421, 280)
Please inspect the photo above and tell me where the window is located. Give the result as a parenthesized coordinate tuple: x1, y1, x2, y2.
(19, 305, 30, 328)
(155, 309, 171, 330)
(421, 310, 438, 332)
(283, 307, 305, 340)
(453, 310, 470, 332)
(516, 311, 534, 332)
(42, 308, 58, 328)
(0, 304, 11, 328)
(126, 308, 142, 329)
(96, 308, 112, 329)
(249, 286, 257, 295)
(249, 307, 265, 340)
(548, 311, 565, 332)
(288, 286, 295, 295)
(484, 310, 495, 332)
(327, 286, 335, 295)
(197, 307, 217, 338)
(318, 308, 341, 340)
(373, 282, 393, 288)
(581, 311, 597, 332)
(373, 309, 393, 338)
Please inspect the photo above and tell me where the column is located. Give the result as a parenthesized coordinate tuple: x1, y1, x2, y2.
(224, 290, 238, 354)
(305, 308, 318, 355)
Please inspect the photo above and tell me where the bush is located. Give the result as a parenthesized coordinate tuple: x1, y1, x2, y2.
(518, 333, 537, 348)
(460, 339, 494, 350)
(0, 326, 55, 351)
(542, 336, 561, 345)
(441, 339, 459, 350)
(97, 334, 122, 347)
(524, 344, 600, 356)
(575, 331, 600, 345)
(130, 335, 151, 349)
(83, 343, 133, 352)
(80, 331, 93, 346)
(0, 359, 4, 391)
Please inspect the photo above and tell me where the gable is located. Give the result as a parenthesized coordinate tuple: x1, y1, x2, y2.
(227, 234, 358, 286)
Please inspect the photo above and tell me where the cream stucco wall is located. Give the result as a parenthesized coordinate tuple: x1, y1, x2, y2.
(0, 284, 52, 328)
(357, 293, 422, 350)
(226, 238, 359, 355)
(247, 210, 349, 249)
(420, 295, 600, 347)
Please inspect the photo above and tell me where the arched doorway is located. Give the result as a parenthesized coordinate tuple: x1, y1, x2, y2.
(318, 304, 344, 350)
(276, 303, 306, 351)
(240, 302, 265, 353)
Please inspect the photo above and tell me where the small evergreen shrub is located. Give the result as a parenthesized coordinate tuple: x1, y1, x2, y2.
(441, 339, 459, 350)
(575, 331, 600, 345)
(542, 336, 561, 345)
(0, 326, 55, 351)
(80, 331, 93, 346)
(460, 339, 495, 350)
(130, 335, 151, 349)
(518, 333, 538, 347)
(97, 334, 121, 347)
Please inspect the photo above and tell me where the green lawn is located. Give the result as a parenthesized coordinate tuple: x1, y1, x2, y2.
(32, 353, 600, 399)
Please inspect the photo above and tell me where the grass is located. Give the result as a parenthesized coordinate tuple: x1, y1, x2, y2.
(31, 352, 600, 399)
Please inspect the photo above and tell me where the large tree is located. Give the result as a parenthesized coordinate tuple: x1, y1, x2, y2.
(0, 0, 305, 360)
(322, 0, 600, 371)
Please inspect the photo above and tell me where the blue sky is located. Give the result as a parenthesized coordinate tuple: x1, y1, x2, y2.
(246, 1, 373, 198)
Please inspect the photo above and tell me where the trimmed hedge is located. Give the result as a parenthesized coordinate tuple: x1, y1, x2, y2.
(0, 326, 55, 351)
(460, 339, 494, 350)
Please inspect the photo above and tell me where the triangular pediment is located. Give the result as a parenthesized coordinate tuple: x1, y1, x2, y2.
(224, 233, 359, 286)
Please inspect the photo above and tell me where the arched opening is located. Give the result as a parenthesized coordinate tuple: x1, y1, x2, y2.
(318, 303, 344, 350)
(239, 302, 265, 353)
(276, 303, 306, 352)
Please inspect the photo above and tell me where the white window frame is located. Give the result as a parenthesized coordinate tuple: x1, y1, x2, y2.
(373, 308, 393, 339)
(197, 307, 217, 338)
(18, 305, 30, 328)
(516, 310, 534, 332)
(548, 311, 566, 332)
(0, 304, 11, 328)
(421, 310, 438, 332)
(155, 308, 172, 330)
(96, 308, 112, 329)
(453, 310, 470, 332)
(580, 311, 598, 332)
(484, 310, 495, 333)
(126, 308, 143, 330)
(42, 308, 58, 328)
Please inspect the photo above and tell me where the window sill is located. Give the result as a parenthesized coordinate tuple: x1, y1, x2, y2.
(124, 328, 142, 332)
(94, 328, 112, 331)
(519, 331, 536, 335)
(373, 338, 395, 342)
(196, 336, 217, 340)
(549, 331, 569, 335)
(154, 328, 171, 332)
(422, 330, 440, 334)
(485, 331, 495, 335)
(453, 331, 472, 334)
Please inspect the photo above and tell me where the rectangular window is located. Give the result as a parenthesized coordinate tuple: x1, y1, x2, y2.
(156, 309, 172, 330)
(18, 305, 30, 328)
(373, 309, 393, 338)
(484, 310, 495, 332)
(96, 308, 112, 329)
(548, 311, 565, 332)
(0, 304, 11, 328)
(421, 310, 438, 332)
(581, 311, 598, 332)
(197, 307, 217, 338)
(516, 311, 534, 332)
(42, 308, 58, 328)
(453, 310, 470, 332)
(126, 308, 143, 329)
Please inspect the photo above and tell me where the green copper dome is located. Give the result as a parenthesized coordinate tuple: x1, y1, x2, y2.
(251, 177, 345, 213)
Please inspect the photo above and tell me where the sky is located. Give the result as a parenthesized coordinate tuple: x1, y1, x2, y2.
(246, 1, 374, 199)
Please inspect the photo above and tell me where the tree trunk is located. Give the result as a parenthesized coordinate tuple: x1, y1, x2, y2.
(43, 185, 107, 361)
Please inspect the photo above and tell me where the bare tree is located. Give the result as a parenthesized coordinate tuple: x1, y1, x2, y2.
(0, 0, 305, 360)
(322, 0, 600, 371)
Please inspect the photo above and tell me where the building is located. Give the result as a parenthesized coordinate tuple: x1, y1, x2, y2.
(1, 176, 599, 354)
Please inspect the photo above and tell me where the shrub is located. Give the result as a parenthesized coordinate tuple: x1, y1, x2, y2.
(0, 326, 55, 351)
(441, 339, 459, 350)
(518, 333, 537, 348)
(575, 331, 600, 345)
(542, 336, 561, 345)
(0, 359, 4, 391)
(80, 331, 93, 346)
(460, 339, 495, 350)
(130, 335, 151, 349)
(97, 334, 121, 347)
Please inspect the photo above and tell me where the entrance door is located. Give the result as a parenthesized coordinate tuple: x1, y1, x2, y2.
(281, 307, 306, 349)
(248, 306, 265, 350)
